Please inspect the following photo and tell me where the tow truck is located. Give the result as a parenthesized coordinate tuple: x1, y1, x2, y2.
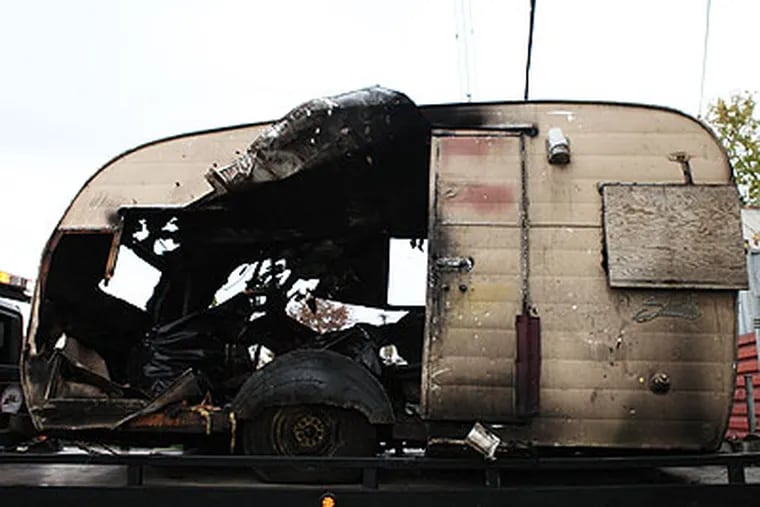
(0, 270, 31, 444)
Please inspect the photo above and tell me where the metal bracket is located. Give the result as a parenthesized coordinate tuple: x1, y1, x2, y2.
(668, 152, 694, 185)
(435, 256, 474, 272)
(432, 124, 539, 137)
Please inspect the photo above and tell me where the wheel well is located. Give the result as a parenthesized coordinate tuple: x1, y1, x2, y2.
(231, 349, 395, 424)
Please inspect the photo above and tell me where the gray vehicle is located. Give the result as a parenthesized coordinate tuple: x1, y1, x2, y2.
(0, 271, 31, 443)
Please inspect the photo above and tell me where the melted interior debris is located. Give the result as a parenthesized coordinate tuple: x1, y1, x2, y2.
(32, 87, 430, 426)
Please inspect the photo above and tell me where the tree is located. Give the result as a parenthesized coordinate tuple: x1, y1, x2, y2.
(706, 91, 760, 205)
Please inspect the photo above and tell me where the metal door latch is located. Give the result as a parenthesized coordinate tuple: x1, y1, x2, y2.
(435, 256, 474, 272)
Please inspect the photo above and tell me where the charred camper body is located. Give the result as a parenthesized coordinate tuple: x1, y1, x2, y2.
(22, 88, 746, 465)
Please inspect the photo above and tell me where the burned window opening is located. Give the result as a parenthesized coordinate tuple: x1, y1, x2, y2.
(387, 238, 428, 307)
(214, 262, 259, 305)
(99, 246, 162, 310)
(248, 343, 274, 370)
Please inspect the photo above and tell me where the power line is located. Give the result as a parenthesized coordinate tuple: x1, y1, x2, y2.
(461, 0, 473, 102)
(698, 0, 712, 118)
(454, 0, 475, 102)
(466, 0, 477, 100)
(524, 0, 537, 100)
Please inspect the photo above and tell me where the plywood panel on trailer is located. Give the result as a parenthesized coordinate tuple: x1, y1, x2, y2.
(602, 184, 747, 289)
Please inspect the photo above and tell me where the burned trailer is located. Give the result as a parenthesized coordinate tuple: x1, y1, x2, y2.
(23, 88, 431, 462)
(22, 87, 747, 473)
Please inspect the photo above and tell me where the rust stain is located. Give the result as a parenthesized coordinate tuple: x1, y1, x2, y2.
(125, 403, 229, 433)
(126, 410, 202, 429)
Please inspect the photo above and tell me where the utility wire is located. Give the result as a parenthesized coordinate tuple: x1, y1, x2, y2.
(524, 0, 537, 100)
(460, 0, 473, 102)
(697, 0, 712, 118)
(455, 0, 475, 102)
(466, 0, 477, 100)
(523, 0, 536, 100)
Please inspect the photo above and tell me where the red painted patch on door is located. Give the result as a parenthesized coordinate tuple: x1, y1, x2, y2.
(444, 183, 515, 215)
(440, 136, 497, 157)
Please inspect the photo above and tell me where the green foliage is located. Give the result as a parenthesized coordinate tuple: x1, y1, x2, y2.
(706, 91, 760, 205)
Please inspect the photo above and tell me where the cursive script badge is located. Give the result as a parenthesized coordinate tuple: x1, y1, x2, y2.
(633, 295, 702, 323)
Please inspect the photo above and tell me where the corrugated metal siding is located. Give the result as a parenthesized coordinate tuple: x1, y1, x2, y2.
(60, 124, 269, 229)
(727, 333, 759, 438)
(728, 209, 760, 438)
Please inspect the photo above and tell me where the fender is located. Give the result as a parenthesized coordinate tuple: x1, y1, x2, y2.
(231, 349, 394, 424)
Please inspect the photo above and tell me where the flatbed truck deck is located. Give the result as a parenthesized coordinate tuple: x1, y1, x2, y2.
(1, 451, 760, 506)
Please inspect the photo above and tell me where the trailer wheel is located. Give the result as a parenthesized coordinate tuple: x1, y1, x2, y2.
(242, 404, 377, 483)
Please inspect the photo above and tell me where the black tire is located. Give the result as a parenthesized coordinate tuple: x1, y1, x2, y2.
(242, 404, 377, 483)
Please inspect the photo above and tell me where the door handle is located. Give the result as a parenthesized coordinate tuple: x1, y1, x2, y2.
(435, 256, 474, 272)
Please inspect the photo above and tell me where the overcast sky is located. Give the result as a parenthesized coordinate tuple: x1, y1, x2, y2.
(0, 0, 757, 279)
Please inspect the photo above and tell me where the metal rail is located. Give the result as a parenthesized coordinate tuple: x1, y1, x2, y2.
(0, 451, 759, 488)
(0, 451, 759, 506)
(1, 484, 759, 507)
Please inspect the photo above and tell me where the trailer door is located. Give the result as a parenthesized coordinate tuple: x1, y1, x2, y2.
(422, 130, 526, 421)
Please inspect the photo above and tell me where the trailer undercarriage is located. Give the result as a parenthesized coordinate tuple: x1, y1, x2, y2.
(1, 450, 759, 506)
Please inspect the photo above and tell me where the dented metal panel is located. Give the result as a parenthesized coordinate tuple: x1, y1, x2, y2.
(205, 87, 426, 197)
(602, 184, 747, 289)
